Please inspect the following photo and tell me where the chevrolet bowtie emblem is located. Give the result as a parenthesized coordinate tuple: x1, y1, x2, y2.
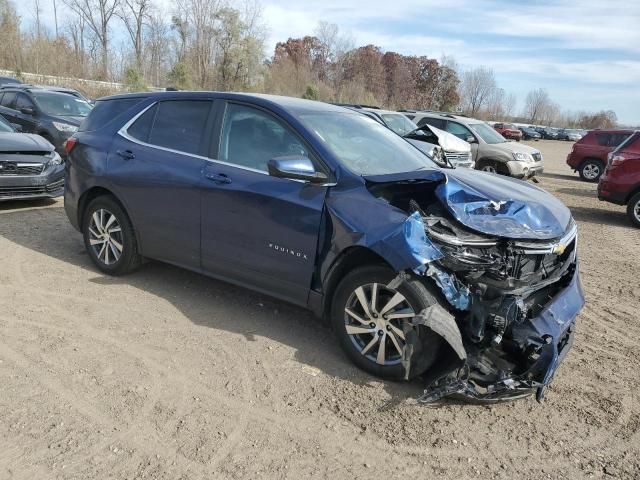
(553, 243, 567, 255)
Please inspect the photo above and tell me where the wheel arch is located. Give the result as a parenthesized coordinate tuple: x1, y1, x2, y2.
(578, 156, 604, 169)
(319, 246, 392, 320)
(625, 185, 640, 204)
(476, 157, 509, 174)
(78, 187, 139, 247)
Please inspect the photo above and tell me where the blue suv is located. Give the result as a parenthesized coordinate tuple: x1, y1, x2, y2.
(64, 92, 584, 402)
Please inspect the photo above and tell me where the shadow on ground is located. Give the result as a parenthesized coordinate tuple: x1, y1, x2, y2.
(0, 203, 425, 408)
(569, 205, 629, 228)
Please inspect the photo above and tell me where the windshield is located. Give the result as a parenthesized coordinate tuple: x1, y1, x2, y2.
(33, 91, 92, 117)
(380, 113, 418, 136)
(300, 112, 436, 175)
(469, 123, 507, 144)
(0, 116, 13, 132)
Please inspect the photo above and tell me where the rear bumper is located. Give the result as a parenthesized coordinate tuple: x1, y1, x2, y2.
(598, 179, 628, 205)
(0, 164, 64, 201)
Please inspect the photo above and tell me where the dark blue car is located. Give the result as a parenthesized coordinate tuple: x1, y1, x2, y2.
(64, 92, 584, 402)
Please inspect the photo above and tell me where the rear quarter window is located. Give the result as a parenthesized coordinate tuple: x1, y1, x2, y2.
(145, 100, 212, 155)
(79, 97, 145, 132)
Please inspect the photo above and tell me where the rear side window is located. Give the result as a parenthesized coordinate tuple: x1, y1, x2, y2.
(595, 133, 631, 147)
(595, 133, 611, 146)
(127, 104, 157, 143)
(80, 98, 144, 132)
(1, 92, 16, 108)
(146, 100, 211, 155)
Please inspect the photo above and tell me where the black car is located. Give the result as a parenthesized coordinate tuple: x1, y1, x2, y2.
(519, 127, 541, 141)
(0, 85, 92, 156)
(64, 92, 584, 403)
(0, 114, 64, 201)
(0, 76, 21, 86)
(535, 127, 559, 140)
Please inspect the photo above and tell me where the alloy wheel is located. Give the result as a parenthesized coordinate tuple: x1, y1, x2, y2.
(481, 164, 497, 173)
(634, 199, 640, 223)
(88, 209, 123, 265)
(582, 163, 600, 180)
(344, 283, 415, 366)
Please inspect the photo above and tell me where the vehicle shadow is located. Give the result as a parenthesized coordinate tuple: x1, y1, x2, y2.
(555, 187, 597, 199)
(538, 172, 582, 182)
(0, 198, 57, 212)
(569, 205, 629, 228)
(0, 204, 425, 408)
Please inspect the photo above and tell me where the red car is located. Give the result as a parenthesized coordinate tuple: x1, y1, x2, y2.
(598, 131, 640, 227)
(566, 129, 634, 182)
(493, 123, 523, 141)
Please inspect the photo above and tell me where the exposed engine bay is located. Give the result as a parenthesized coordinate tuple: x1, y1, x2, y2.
(366, 178, 582, 403)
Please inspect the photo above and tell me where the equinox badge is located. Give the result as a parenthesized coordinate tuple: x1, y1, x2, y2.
(268, 243, 308, 260)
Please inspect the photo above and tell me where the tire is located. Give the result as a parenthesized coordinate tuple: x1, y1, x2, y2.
(82, 195, 142, 275)
(579, 159, 604, 182)
(330, 265, 442, 380)
(478, 160, 499, 174)
(627, 193, 640, 229)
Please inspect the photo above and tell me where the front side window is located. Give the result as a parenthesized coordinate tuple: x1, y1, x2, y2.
(301, 112, 435, 176)
(1, 92, 16, 108)
(147, 100, 211, 155)
(15, 93, 35, 111)
(446, 121, 473, 140)
(219, 103, 310, 172)
(33, 92, 92, 117)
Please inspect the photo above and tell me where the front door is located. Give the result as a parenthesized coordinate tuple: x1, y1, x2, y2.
(200, 102, 328, 306)
(108, 99, 214, 268)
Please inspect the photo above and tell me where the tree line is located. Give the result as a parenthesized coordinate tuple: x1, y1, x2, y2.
(0, 0, 618, 128)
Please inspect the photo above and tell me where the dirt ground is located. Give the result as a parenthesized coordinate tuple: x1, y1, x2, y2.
(0, 140, 638, 479)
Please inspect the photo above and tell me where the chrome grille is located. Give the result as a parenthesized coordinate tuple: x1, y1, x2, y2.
(0, 179, 64, 198)
(445, 151, 473, 166)
(0, 162, 45, 176)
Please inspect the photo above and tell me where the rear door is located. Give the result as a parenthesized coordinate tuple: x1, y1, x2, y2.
(0, 92, 18, 123)
(200, 101, 328, 306)
(109, 99, 214, 268)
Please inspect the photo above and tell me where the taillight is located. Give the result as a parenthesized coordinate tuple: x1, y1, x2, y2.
(64, 137, 78, 155)
(610, 154, 626, 166)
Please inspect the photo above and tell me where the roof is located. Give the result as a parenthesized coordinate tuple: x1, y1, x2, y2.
(98, 91, 352, 115)
(408, 111, 482, 124)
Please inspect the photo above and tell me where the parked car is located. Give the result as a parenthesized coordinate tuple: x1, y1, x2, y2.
(0, 76, 22, 86)
(339, 105, 474, 169)
(519, 127, 541, 141)
(0, 85, 92, 156)
(493, 122, 523, 141)
(556, 129, 582, 142)
(64, 92, 583, 402)
(0, 114, 64, 201)
(405, 112, 543, 178)
(598, 131, 640, 227)
(566, 129, 633, 182)
(535, 127, 559, 140)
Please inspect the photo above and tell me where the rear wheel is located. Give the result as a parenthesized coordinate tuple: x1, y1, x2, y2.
(331, 265, 442, 380)
(627, 193, 640, 228)
(579, 159, 603, 182)
(82, 195, 142, 275)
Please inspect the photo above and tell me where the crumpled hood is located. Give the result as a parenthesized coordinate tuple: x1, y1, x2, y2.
(429, 126, 471, 153)
(0, 133, 54, 152)
(364, 168, 572, 241)
(437, 168, 571, 240)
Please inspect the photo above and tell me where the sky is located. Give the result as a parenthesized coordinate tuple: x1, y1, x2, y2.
(15, 0, 640, 124)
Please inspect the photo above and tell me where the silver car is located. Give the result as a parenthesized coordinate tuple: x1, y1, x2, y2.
(404, 112, 543, 178)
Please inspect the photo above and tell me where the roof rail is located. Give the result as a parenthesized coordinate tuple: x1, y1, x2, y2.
(332, 103, 381, 110)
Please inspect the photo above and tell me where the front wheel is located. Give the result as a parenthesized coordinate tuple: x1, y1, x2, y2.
(627, 193, 640, 228)
(82, 195, 142, 275)
(478, 160, 499, 174)
(330, 266, 442, 380)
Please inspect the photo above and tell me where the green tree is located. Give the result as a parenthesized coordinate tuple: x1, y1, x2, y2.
(302, 85, 319, 100)
(167, 63, 191, 90)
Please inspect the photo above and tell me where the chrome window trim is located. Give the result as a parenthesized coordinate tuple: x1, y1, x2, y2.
(117, 101, 336, 186)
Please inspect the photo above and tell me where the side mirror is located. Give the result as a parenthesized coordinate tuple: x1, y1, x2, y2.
(267, 156, 328, 183)
(466, 135, 476, 143)
(10, 123, 22, 132)
(20, 107, 34, 115)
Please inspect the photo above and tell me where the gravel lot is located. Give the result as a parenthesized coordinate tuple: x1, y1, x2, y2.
(1, 140, 638, 479)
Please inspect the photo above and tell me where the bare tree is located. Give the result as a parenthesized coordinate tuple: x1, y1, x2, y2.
(145, 12, 170, 85)
(117, 0, 151, 72)
(459, 66, 496, 116)
(64, 0, 120, 78)
(523, 88, 553, 124)
(52, 0, 59, 37)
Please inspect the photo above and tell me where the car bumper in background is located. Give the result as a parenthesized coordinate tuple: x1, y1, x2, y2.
(0, 164, 65, 201)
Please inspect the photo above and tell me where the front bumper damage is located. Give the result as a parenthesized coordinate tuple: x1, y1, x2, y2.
(326, 170, 584, 403)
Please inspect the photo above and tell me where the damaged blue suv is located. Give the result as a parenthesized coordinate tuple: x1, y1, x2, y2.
(64, 92, 584, 402)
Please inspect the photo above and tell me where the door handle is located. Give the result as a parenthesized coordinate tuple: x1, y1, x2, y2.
(205, 172, 231, 184)
(117, 150, 135, 160)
